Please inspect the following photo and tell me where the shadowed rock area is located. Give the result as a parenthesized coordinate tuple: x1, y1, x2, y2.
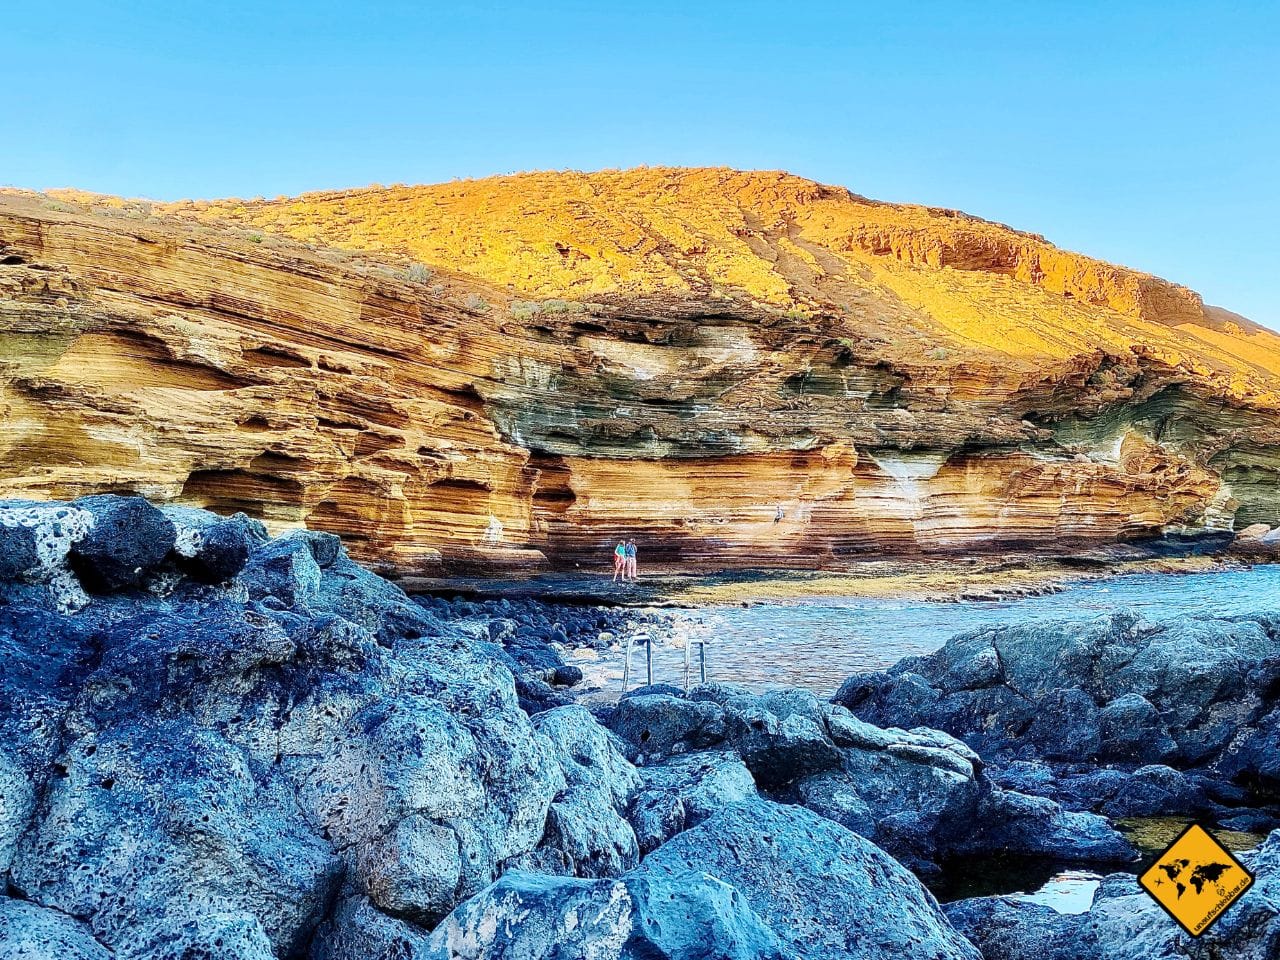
(836, 610, 1280, 832)
(945, 834, 1280, 959)
(1, 494, 988, 959)
(3, 494, 1279, 959)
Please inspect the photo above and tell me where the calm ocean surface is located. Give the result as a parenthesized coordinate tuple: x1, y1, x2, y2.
(590, 565, 1280, 697)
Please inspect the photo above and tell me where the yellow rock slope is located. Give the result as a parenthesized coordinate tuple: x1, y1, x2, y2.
(0, 168, 1274, 573)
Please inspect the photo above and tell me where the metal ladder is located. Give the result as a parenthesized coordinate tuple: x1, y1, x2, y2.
(621, 632, 708, 693)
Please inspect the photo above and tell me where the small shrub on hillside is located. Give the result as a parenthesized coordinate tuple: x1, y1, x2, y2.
(509, 298, 592, 320)
(509, 300, 542, 320)
(405, 263, 432, 283)
(465, 294, 491, 313)
(539, 298, 585, 315)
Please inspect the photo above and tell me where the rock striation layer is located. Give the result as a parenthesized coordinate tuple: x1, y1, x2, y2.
(3, 169, 1280, 572)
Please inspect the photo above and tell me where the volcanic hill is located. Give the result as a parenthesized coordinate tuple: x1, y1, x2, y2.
(2, 167, 1278, 573)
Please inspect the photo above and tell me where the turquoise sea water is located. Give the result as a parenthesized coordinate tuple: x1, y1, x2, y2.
(593, 565, 1280, 697)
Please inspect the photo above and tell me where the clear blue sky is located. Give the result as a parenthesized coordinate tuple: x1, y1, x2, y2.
(4, 2, 1277, 326)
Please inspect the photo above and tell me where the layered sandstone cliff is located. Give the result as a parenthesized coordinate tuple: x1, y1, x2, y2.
(3, 168, 1279, 573)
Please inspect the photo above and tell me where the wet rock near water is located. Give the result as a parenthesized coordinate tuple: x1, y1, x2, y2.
(836, 610, 1280, 830)
(945, 829, 1280, 960)
(599, 682, 1134, 878)
(416, 594, 672, 713)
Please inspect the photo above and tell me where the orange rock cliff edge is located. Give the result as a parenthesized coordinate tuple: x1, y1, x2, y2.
(2, 167, 1278, 575)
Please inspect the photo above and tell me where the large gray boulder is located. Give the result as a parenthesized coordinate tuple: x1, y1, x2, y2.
(514, 705, 641, 878)
(427, 869, 787, 960)
(837, 611, 1280, 816)
(10, 719, 341, 957)
(426, 799, 980, 960)
(0, 497, 630, 958)
(0, 898, 113, 960)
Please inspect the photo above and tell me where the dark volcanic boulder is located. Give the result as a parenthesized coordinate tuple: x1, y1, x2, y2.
(1, 496, 649, 958)
(607, 692, 727, 761)
(946, 896, 1098, 960)
(627, 789, 687, 855)
(69, 495, 177, 590)
(969, 789, 1133, 863)
(1096, 692, 1178, 764)
(1218, 703, 1280, 794)
(0, 519, 39, 581)
(837, 611, 1280, 815)
(72, 599, 299, 728)
(0, 898, 113, 960)
(242, 534, 323, 605)
(1022, 688, 1100, 761)
(164, 506, 266, 583)
(945, 829, 1280, 960)
(733, 709, 844, 789)
(628, 748, 759, 853)
(425, 799, 981, 960)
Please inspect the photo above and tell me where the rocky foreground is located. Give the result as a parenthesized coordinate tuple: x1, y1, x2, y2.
(3, 495, 1280, 959)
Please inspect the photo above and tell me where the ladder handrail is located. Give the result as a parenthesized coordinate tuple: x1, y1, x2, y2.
(622, 632, 708, 694)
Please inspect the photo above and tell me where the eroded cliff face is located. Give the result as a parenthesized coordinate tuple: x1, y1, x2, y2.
(3, 169, 1279, 573)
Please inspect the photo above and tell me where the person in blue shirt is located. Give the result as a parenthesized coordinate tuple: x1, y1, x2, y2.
(624, 539, 638, 580)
